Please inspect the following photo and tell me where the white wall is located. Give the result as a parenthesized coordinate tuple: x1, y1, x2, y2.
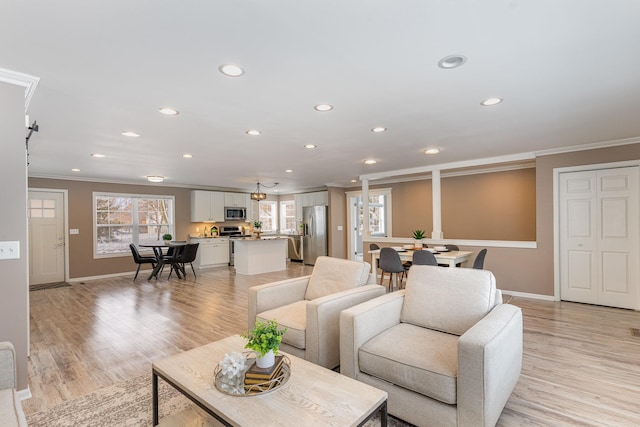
(0, 82, 29, 390)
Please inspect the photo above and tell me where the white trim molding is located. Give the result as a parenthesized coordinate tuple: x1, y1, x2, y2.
(0, 68, 40, 112)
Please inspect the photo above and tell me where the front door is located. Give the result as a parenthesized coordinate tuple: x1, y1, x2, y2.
(28, 190, 65, 285)
(559, 166, 639, 309)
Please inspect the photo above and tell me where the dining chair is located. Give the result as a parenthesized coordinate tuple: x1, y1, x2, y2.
(412, 250, 437, 266)
(129, 243, 157, 281)
(378, 247, 409, 292)
(170, 243, 199, 279)
(473, 248, 488, 269)
(444, 244, 459, 251)
(369, 243, 380, 251)
(160, 245, 185, 278)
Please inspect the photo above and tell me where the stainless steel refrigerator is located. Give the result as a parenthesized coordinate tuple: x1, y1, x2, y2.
(302, 205, 328, 265)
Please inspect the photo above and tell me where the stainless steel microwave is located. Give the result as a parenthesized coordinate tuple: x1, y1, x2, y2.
(224, 207, 247, 221)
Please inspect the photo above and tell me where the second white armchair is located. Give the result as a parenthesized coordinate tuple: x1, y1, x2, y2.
(248, 256, 385, 369)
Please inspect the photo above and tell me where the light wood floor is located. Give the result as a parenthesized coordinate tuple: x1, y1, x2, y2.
(25, 263, 640, 425)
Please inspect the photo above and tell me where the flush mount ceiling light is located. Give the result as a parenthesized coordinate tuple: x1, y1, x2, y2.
(158, 107, 179, 115)
(371, 127, 387, 133)
(481, 97, 503, 106)
(91, 153, 106, 158)
(71, 168, 80, 172)
(250, 181, 279, 201)
(438, 55, 467, 69)
(219, 64, 245, 77)
(182, 153, 193, 158)
(147, 176, 164, 183)
(350, 179, 357, 183)
(304, 144, 317, 149)
(285, 169, 293, 173)
(314, 104, 333, 112)
(121, 131, 140, 137)
(425, 148, 440, 155)
(364, 159, 377, 165)
(246, 129, 261, 136)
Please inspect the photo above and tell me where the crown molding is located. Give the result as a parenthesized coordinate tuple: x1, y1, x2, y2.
(0, 68, 40, 112)
(535, 136, 640, 157)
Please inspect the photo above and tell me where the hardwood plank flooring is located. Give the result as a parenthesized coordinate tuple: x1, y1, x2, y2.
(24, 263, 640, 426)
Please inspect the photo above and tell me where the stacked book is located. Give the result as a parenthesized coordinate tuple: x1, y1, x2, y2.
(244, 355, 285, 392)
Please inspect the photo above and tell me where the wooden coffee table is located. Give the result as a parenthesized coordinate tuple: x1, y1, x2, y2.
(152, 335, 388, 426)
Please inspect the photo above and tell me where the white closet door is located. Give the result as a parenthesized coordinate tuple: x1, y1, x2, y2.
(559, 166, 639, 309)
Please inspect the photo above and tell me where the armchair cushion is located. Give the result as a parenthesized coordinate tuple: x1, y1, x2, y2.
(400, 266, 497, 335)
(359, 323, 459, 404)
(304, 256, 371, 300)
(257, 300, 308, 349)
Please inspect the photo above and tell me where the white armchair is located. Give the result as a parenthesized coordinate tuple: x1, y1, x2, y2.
(340, 266, 522, 427)
(248, 256, 386, 369)
(0, 342, 28, 426)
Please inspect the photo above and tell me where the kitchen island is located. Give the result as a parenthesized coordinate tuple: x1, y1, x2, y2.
(233, 237, 287, 275)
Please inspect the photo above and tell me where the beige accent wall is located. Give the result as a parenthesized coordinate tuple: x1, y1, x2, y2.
(28, 178, 200, 279)
(328, 187, 347, 258)
(0, 83, 29, 389)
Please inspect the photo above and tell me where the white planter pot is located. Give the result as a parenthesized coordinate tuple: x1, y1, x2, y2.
(413, 239, 423, 249)
(256, 349, 275, 369)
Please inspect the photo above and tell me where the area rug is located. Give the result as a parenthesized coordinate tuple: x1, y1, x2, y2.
(26, 374, 411, 426)
(29, 282, 71, 291)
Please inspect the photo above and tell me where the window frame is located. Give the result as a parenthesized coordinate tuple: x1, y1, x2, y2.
(279, 199, 297, 234)
(258, 200, 279, 233)
(92, 192, 175, 259)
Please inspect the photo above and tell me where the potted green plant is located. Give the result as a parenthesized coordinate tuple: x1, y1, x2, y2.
(412, 229, 425, 248)
(162, 233, 172, 244)
(253, 220, 263, 238)
(242, 319, 287, 368)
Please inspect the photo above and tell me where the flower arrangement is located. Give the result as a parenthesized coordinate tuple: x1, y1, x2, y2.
(242, 319, 287, 357)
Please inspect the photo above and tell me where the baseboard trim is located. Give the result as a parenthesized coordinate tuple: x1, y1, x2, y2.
(502, 290, 556, 301)
(17, 387, 32, 401)
(68, 271, 137, 283)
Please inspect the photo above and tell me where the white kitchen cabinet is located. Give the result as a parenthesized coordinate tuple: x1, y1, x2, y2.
(224, 192, 249, 208)
(192, 238, 229, 268)
(295, 191, 328, 221)
(191, 191, 224, 222)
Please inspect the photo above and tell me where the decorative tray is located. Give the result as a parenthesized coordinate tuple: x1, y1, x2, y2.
(214, 354, 291, 397)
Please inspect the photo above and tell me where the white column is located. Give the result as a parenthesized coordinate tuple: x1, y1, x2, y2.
(362, 179, 370, 241)
(431, 170, 444, 239)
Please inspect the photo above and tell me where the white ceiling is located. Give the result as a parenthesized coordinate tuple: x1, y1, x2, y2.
(3, 1, 640, 194)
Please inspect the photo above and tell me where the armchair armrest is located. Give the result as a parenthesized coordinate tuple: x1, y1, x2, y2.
(458, 304, 523, 427)
(339, 290, 405, 378)
(248, 276, 310, 330)
(0, 342, 17, 390)
(306, 284, 386, 368)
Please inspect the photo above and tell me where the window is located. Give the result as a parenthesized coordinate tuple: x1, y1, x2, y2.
(94, 192, 174, 257)
(279, 200, 296, 233)
(258, 201, 278, 233)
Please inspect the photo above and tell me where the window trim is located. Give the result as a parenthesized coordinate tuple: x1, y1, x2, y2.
(92, 192, 175, 259)
(258, 200, 279, 233)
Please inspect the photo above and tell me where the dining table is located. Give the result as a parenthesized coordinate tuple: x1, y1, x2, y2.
(139, 242, 187, 280)
(368, 247, 473, 281)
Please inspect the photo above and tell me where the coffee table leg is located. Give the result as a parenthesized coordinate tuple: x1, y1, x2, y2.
(152, 370, 159, 426)
(380, 400, 388, 427)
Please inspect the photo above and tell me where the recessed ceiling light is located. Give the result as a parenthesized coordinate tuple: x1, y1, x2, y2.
(158, 107, 179, 115)
(285, 169, 293, 173)
(350, 179, 357, 183)
(438, 55, 467, 69)
(304, 144, 317, 149)
(425, 148, 440, 155)
(91, 153, 106, 158)
(147, 176, 164, 183)
(121, 131, 140, 137)
(371, 127, 387, 133)
(246, 130, 261, 136)
(314, 104, 333, 112)
(182, 154, 193, 158)
(364, 159, 377, 165)
(71, 168, 80, 172)
(219, 64, 245, 77)
(481, 97, 503, 106)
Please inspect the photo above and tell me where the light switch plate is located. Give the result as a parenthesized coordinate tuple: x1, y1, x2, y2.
(70, 229, 79, 235)
(0, 241, 20, 260)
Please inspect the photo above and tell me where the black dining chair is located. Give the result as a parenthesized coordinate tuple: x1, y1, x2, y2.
(170, 243, 199, 279)
(444, 244, 459, 251)
(473, 248, 488, 269)
(369, 243, 380, 251)
(378, 247, 409, 292)
(412, 250, 437, 266)
(129, 243, 157, 281)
